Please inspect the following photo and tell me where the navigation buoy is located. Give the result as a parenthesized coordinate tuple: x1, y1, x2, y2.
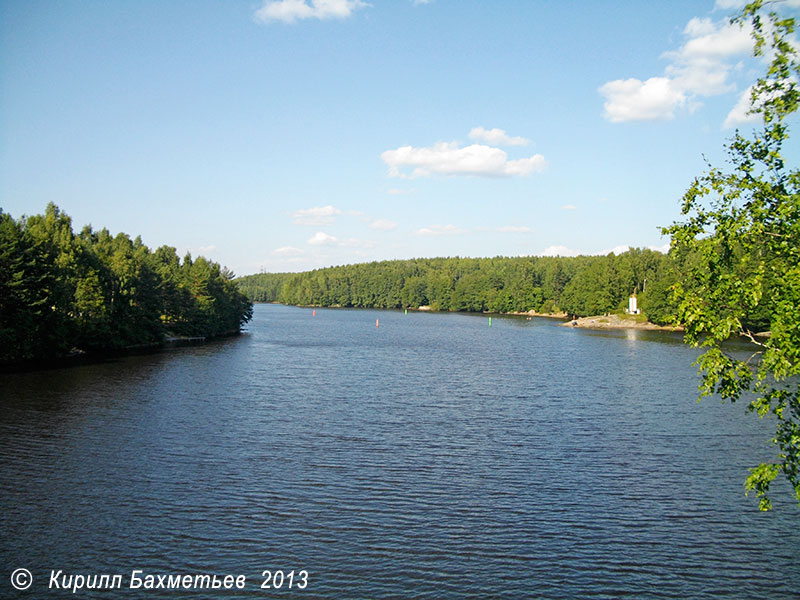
(489, 317, 492, 327)
(312, 310, 316, 317)
(376, 319, 379, 328)
(404, 309, 408, 315)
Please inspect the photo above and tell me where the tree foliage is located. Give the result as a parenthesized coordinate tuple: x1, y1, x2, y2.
(663, 1, 800, 510)
(0, 204, 253, 364)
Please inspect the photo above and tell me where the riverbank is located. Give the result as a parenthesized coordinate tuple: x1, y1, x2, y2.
(505, 309, 569, 319)
(0, 331, 243, 374)
(563, 313, 683, 331)
(265, 303, 679, 331)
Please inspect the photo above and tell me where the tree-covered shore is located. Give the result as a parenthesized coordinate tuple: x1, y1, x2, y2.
(0, 204, 253, 366)
(236, 249, 683, 324)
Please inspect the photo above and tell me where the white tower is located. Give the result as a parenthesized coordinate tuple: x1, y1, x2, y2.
(627, 294, 640, 315)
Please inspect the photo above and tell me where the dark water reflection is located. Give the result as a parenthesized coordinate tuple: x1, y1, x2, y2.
(1, 304, 798, 599)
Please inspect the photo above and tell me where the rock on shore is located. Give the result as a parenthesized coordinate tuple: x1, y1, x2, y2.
(564, 313, 682, 331)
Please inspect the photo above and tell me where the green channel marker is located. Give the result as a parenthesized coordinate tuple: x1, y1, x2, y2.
(489, 317, 492, 327)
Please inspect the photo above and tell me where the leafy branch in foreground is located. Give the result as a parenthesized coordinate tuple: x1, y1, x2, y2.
(664, 0, 800, 510)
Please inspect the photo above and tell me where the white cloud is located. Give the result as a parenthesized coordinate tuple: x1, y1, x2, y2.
(540, 245, 580, 257)
(561, 204, 577, 210)
(254, 0, 368, 23)
(197, 245, 217, 254)
(291, 205, 341, 226)
(721, 77, 794, 129)
(382, 140, 546, 178)
(600, 16, 754, 123)
(469, 126, 529, 147)
(368, 219, 397, 231)
(663, 18, 752, 97)
(308, 231, 338, 246)
(674, 17, 752, 61)
(495, 225, 532, 233)
(684, 16, 718, 38)
(724, 85, 760, 128)
(272, 246, 304, 256)
(414, 224, 468, 236)
(307, 231, 374, 248)
(600, 77, 686, 122)
(601, 245, 632, 255)
(539, 244, 669, 257)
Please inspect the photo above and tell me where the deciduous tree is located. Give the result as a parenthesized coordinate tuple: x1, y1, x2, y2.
(664, 1, 800, 510)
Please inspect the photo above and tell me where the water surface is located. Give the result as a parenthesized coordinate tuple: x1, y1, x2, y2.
(1, 304, 797, 598)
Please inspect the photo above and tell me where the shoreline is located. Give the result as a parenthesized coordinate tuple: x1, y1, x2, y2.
(256, 303, 682, 332)
(503, 309, 569, 320)
(0, 331, 243, 374)
(276, 302, 570, 320)
(563, 313, 683, 332)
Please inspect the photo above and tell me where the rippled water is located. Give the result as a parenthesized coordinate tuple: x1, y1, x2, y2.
(1, 303, 798, 598)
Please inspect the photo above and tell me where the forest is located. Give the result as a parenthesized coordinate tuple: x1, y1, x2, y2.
(0, 204, 253, 365)
(236, 249, 682, 324)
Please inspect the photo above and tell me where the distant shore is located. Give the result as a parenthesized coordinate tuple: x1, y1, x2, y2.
(506, 309, 569, 319)
(263, 303, 681, 331)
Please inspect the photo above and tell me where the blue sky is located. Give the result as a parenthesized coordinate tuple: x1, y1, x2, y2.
(1, 0, 798, 275)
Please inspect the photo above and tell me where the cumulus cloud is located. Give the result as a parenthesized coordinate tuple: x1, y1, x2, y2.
(307, 231, 374, 248)
(541, 245, 580, 257)
(664, 17, 752, 97)
(675, 17, 752, 61)
(648, 243, 671, 253)
(600, 16, 753, 123)
(272, 246, 304, 256)
(308, 231, 338, 246)
(368, 219, 397, 231)
(254, 0, 368, 24)
(291, 205, 341, 226)
(382, 140, 546, 178)
(561, 204, 577, 210)
(469, 126, 529, 147)
(601, 245, 632, 255)
(722, 78, 794, 129)
(723, 85, 760, 128)
(600, 77, 687, 123)
(413, 224, 468, 236)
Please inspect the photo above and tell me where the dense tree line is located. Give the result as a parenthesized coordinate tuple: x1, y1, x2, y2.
(0, 204, 253, 364)
(236, 249, 681, 323)
(236, 272, 292, 304)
